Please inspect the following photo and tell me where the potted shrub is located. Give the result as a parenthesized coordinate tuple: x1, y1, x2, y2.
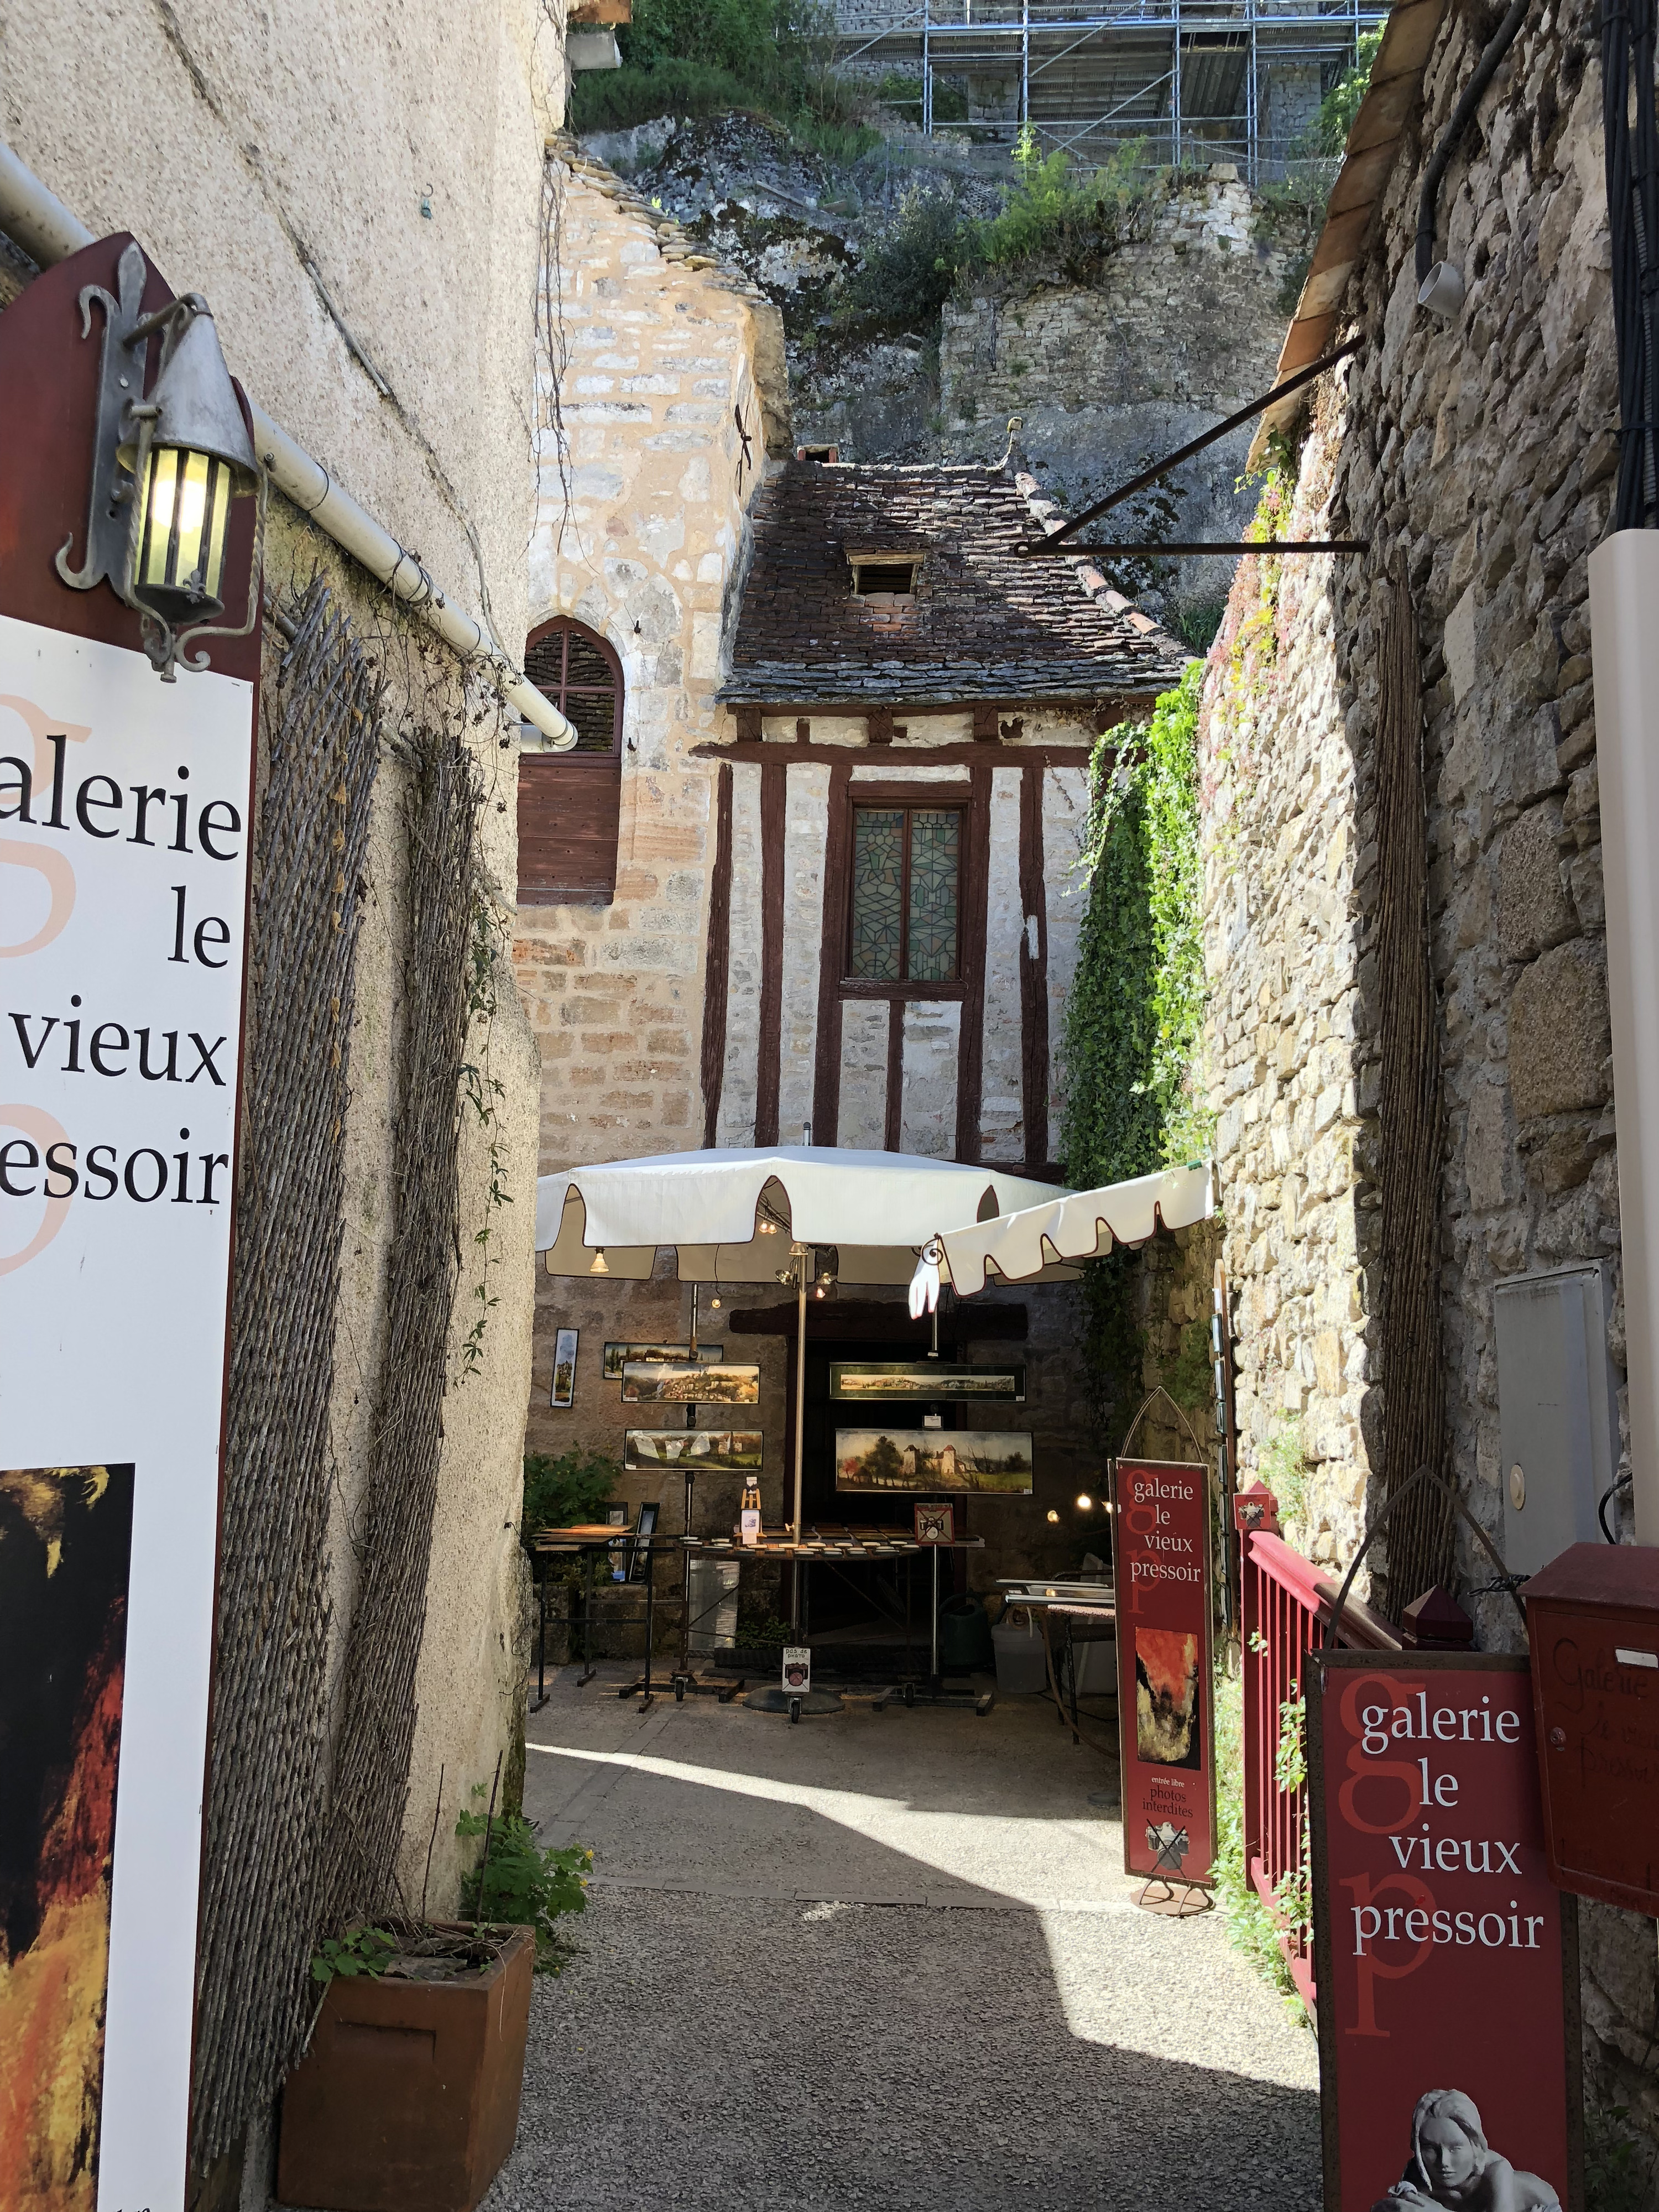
(278, 1795, 590, 2212)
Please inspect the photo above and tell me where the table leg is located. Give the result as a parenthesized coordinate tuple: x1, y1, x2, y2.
(580, 1547, 596, 1687)
(534, 1553, 548, 1712)
(641, 1555, 656, 1708)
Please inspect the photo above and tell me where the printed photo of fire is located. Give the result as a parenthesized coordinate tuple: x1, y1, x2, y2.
(1135, 1627, 1203, 1771)
(0, 1464, 134, 2212)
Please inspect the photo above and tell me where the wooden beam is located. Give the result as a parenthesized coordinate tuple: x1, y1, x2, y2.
(701, 761, 733, 1149)
(754, 759, 786, 1146)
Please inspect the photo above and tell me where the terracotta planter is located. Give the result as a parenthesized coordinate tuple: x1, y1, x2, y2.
(277, 1924, 534, 2212)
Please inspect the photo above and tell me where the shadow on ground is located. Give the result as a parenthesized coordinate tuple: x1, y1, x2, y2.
(483, 1665, 1319, 2212)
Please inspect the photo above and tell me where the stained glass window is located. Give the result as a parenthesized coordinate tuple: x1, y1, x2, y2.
(906, 810, 959, 981)
(848, 805, 962, 983)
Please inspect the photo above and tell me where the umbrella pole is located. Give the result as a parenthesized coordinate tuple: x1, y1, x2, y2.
(791, 1253, 807, 1621)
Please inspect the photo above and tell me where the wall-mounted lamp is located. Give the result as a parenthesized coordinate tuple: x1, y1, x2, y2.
(56, 243, 264, 681)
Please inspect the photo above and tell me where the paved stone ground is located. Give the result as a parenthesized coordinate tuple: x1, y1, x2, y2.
(484, 1666, 1319, 2212)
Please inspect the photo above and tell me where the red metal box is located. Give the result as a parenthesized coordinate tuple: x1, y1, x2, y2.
(1525, 1541, 1659, 1916)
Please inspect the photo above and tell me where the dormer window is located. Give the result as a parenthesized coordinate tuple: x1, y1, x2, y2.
(848, 551, 922, 600)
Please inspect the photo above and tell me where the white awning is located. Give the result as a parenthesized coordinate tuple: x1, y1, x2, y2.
(936, 1162, 1214, 1293)
(535, 1145, 1068, 1281)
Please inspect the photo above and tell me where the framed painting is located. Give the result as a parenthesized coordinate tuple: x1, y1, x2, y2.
(830, 1363, 1026, 1402)
(602, 1342, 724, 1381)
(834, 1430, 1032, 1494)
(624, 1430, 761, 1473)
(549, 1328, 578, 1408)
(621, 1361, 760, 1406)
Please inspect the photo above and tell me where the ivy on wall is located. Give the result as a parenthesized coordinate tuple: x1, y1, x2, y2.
(1059, 659, 1209, 1431)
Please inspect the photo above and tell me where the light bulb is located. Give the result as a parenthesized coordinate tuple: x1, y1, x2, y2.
(1046, 1509, 1060, 1525)
(1075, 1493, 1092, 1511)
(588, 1249, 609, 1275)
(709, 1293, 722, 1310)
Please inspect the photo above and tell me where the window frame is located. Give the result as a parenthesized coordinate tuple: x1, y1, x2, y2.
(517, 615, 625, 906)
(841, 790, 969, 997)
(521, 616, 624, 760)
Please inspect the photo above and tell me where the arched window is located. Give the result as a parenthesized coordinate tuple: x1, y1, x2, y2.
(517, 617, 624, 904)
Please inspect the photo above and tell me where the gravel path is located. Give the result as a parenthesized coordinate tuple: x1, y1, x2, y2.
(483, 1671, 1319, 2211)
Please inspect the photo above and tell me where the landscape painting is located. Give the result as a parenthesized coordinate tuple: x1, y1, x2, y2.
(624, 1430, 762, 1473)
(830, 1363, 1026, 1402)
(603, 1342, 724, 1381)
(1135, 1627, 1202, 1770)
(834, 1431, 1033, 1494)
(622, 1361, 760, 1406)
(0, 1463, 135, 2212)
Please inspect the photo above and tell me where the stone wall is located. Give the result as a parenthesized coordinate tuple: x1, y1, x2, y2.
(513, 145, 787, 1175)
(1187, 0, 1659, 2164)
(938, 170, 1292, 626)
(4, 0, 563, 1912)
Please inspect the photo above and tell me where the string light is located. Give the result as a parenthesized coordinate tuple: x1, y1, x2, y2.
(1046, 1509, 1060, 1525)
(1076, 1493, 1092, 1511)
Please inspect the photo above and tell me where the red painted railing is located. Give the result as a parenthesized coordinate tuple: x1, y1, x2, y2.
(1241, 1528, 1400, 2014)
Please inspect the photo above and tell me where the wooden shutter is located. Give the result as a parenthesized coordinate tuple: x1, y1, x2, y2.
(517, 619, 623, 904)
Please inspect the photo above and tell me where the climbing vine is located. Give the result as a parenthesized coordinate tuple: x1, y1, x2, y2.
(1060, 661, 1210, 1432)
(456, 881, 514, 1386)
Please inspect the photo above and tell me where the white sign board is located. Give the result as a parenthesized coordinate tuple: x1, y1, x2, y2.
(781, 1646, 811, 1695)
(1, 612, 253, 2212)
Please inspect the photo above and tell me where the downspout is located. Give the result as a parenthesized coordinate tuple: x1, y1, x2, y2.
(0, 138, 576, 748)
(1413, 0, 1531, 300)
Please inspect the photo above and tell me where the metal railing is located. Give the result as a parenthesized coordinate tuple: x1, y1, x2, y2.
(1241, 1527, 1399, 2011)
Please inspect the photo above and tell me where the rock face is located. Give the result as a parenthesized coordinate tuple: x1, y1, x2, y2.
(1186, 0, 1657, 2157)
(937, 171, 1292, 622)
(584, 119, 1295, 625)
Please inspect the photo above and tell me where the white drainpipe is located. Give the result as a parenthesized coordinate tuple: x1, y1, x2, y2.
(0, 138, 575, 749)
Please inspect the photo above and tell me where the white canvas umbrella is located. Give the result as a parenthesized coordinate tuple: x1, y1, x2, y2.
(535, 1146, 1069, 1543)
(927, 1161, 1214, 1295)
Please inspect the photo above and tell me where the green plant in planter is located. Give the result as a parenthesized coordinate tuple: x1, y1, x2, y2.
(456, 1787, 592, 1973)
(310, 1925, 397, 1986)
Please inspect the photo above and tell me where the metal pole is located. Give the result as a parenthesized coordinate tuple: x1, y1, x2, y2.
(1247, 0, 1259, 185)
(931, 1543, 940, 1679)
(790, 1246, 808, 1625)
(1021, 0, 1030, 132)
(1171, 0, 1181, 168)
(923, 0, 932, 134)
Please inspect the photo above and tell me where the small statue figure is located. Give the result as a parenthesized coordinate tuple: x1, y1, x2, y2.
(1374, 2090, 1561, 2212)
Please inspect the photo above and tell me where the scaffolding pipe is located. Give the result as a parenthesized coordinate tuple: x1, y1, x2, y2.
(0, 137, 576, 747)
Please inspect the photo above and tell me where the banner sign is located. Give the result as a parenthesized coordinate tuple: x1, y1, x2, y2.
(1112, 1457, 1214, 1884)
(1308, 1651, 1583, 2212)
(1, 612, 254, 2212)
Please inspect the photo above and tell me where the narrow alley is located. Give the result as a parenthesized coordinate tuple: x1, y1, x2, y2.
(492, 1671, 1317, 2211)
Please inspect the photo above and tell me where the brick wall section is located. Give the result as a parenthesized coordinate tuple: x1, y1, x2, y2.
(1187, 7, 1657, 2152)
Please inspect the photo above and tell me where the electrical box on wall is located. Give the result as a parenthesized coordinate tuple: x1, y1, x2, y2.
(1525, 1542, 1659, 1916)
(1494, 1263, 1620, 1574)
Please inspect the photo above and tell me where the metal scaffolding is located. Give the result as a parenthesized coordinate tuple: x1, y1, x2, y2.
(833, 0, 1389, 182)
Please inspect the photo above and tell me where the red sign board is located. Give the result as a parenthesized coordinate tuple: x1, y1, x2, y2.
(1308, 1651, 1582, 2212)
(1112, 1457, 1214, 1883)
(1524, 1540, 1659, 1915)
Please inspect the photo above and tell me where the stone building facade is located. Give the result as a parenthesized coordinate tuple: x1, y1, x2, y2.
(1185, 0, 1658, 2157)
(512, 175, 1192, 1572)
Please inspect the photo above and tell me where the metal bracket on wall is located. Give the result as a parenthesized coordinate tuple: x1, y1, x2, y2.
(54, 238, 148, 596)
(1016, 340, 1368, 559)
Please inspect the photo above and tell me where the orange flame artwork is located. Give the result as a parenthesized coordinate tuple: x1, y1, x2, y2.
(0, 1464, 133, 2212)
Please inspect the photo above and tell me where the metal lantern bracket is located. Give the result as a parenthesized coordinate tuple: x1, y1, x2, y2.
(54, 239, 264, 679)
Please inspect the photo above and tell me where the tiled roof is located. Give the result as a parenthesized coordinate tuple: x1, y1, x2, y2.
(719, 459, 1190, 707)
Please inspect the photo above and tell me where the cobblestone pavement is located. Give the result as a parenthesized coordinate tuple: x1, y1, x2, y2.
(484, 1668, 1319, 2212)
